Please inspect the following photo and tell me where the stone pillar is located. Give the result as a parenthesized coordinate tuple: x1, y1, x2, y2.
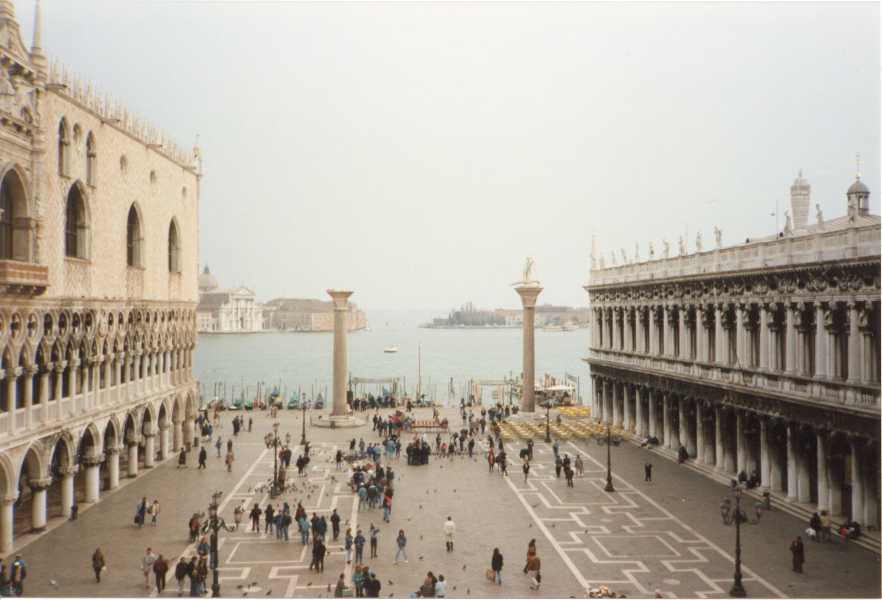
(127, 441, 139, 478)
(624, 309, 633, 352)
(83, 456, 102, 503)
(847, 303, 861, 383)
(29, 479, 50, 531)
(39, 371, 49, 422)
(695, 403, 705, 464)
(829, 449, 842, 517)
(328, 290, 353, 416)
(851, 439, 864, 524)
(0, 496, 15, 553)
(603, 380, 612, 425)
(815, 303, 828, 378)
(635, 387, 644, 436)
(714, 304, 725, 365)
(5, 368, 18, 434)
(60, 466, 77, 518)
(662, 394, 672, 448)
(759, 304, 770, 370)
(648, 307, 657, 356)
(759, 418, 770, 490)
(816, 432, 829, 511)
(143, 433, 156, 468)
(107, 448, 120, 490)
(159, 424, 170, 460)
(612, 383, 622, 427)
(114, 355, 123, 391)
(662, 306, 672, 357)
(679, 307, 688, 359)
(647, 391, 657, 438)
(636, 308, 646, 353)
(623, 385, 633, 431)
(797, 446, 812, 503)
(735, 411, 745, 474)
(785, 305, 798, 374)
(786, 423, 798, 500)
(53, 364, 64, 402)
(715, 407, 724, 471)
(678, 398, 689, 455)
(67, 359, 78, 397)
(23, 367, 35, 429)
(173, 419, 183, 452)
(514, 284, 542, 413)
(735, 305, 745, 365)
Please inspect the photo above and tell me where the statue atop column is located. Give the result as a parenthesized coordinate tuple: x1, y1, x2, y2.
(514, 257, 539, 286)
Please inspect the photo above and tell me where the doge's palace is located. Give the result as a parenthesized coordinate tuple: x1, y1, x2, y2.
(0, 0, 201, 554)
(585, 170, 880, 536)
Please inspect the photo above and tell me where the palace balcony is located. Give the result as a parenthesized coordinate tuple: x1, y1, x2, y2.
(0, 259, 48, 295)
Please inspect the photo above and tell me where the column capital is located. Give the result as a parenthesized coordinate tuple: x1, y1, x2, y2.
(326, 289, 354, 310)
(1, 494, 18, 506)
(82, 453, 105, 467)
(54, 362, 67, 373)
(514, 284, 543, 308)
(105, 446, 120, 456)
(28, 477, 52, 491)
(59, 465, 79, 476)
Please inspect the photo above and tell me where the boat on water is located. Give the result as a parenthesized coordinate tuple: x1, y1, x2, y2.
(384, 345, 399, 353)
(541, 325, 564, 332)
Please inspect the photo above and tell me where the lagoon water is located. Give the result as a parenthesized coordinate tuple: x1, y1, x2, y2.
(194, 310, 593, 406)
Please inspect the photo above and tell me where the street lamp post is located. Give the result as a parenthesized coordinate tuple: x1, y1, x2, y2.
(300, 401, 307, 446)
(544, 401, 551, 443)
(729, 486, 747, 597)
(604, 422, 615, 493)
(266, 422, 280, 497)
(204, 490, 233, 598)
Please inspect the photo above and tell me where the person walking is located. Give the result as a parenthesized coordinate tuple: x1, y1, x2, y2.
(150, 499, 161, 526)
(382, 492, 392, 523)
(790, 536, 805, 573)
(177, 447, 187, 469)
(264, 504, 275, 535)
(490, 548, 503, 585)
(526, 551, 541, 590)
(523, 539, 536, 573)
(554, 455, 563, 479)
(174, 557, 189, 595)
(141, 548, 157, 590)
(153, 554, 169, 594)
(443, 516, 456, 553)
(198, 446, 207, 469)
(215, 437, 222, 458)
(225, 449, 234, 472)
(10, 555, 26, 597)
(136, 497, 148, 528)
(250, 504, 262, 532)
(354, 529, 366, 564)
(315, 538, 326, 573)
(488, 447, 496, 472)
(435, 574, 447, 598)
(394, 529, 408, 564)
(330, 509, 341, 541)
(91, 548, 105, 583)
(233, 502, 244, 531)
(644, 462, 652, 483)
(565, 464, 575, 488)
(369, 524, 379, 559)
(575, 455, 584, 477)
(522, 460, 530, 483)
(344, 528, 354, 564)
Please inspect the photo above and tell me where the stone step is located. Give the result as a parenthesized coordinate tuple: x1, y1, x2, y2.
(635, 440, 881, 555)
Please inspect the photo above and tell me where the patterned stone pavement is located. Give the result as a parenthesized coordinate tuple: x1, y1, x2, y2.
(9, 407, 881, 599)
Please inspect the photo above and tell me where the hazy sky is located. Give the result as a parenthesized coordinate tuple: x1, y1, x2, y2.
(24, 1, 880, 311)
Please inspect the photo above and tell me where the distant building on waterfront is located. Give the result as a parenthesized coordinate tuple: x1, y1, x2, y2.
(585, 170, 880, 531)
(264, 298, 367, 332)
(196, 266, 265, 333)
(426, 302, 590, 328)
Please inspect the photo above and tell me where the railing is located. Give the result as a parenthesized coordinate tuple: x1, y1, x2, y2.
(586, 347, 881, 412)
(589, 224, 880, 287)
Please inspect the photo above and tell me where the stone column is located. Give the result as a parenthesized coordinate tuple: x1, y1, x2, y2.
(159, 424, 170, 460)
(759, 304, 770, 370)
(647, 391, 657, 438)
(847, 303, 861, 383)
(816, 432, 829, 511)
(612, 383, 622, 427)
(786, 423, 798, 500)
(23, 367, 35, 429)
(785, 305, 798, 374)
(39, 370, 49, 422)
(53, 364, 64, 402)
(695, 402, 705, 464)
(29, 479, 51, 531)
(0, 496, 15, 553)
(734, 305, 745, 365)
(107, 448, 120, 490)
(514, 284, 542, 413)
(678, 398, 689, 455)
(662, 394, 672, 448)
(328, 289, 355, 417)
(60, 466, 77, 518)
(603, 380, 612, 424)
(127, 441, 140, 478)
(714, 304, 725, 365)
(759, 418, 770, 490)
(83, 455, 102, 503)
(735, 411, 745, 474)
(114, 355, 122, 391)
(648, 307, 657, 356)
(173, 419, 183, 452)
(715, 407, 724, 471)
(697, 308, 707, 362)
(635, 387, 644, 436)
(636, 308, 646, 353)
(5, 368, 18, 435)
(624, 309, 633, 352)
(143, 433, 156, 468)
(815, 303, 828, 378)
(662, 306, 671, 357)
(851, 439, 865, 524)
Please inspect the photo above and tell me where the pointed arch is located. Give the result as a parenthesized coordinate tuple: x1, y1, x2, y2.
(126, 202, 144, 268)
(64, 181, 90, 259)
(0, 163, 31, 261)
(168, 217, 181, 273)
(58, 117, 70, 177)
(85, 132, 97, 186)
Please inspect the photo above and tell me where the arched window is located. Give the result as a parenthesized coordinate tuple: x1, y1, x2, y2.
(64, 183, 88, 259)
(168, 219, 180, 273)
(126, 204, 142, 267)
(0, 168, 28, 261)
(58, 118, 70, 177)
(86, 132, 97, 186)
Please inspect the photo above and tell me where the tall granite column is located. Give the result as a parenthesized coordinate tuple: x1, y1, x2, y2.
(328, 290, 354, 418)
(515, 284, 542, 413)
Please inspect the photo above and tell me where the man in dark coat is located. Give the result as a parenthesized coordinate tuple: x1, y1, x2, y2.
(790, 536, 805, 573)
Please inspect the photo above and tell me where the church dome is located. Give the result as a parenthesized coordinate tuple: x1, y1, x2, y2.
(848, 177, 870, 195)
(198, 265, 219, 292)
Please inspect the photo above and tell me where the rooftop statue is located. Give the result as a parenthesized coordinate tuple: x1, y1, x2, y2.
(695, 230, 703, 252)
(784, 210, 793, 235)
(713, 226, 722, 248)
(816, 203, 824, 228)
(634, 242, 639, 262)
(678, 236, 686, 256)
(649, 242, 655, 260)
(620, 248, 628, 264)
(662, 239, 670, 259)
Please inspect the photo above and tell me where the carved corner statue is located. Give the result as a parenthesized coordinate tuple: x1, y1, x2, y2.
(816, 203, 824, 228)
(713, 226, 722, 249)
